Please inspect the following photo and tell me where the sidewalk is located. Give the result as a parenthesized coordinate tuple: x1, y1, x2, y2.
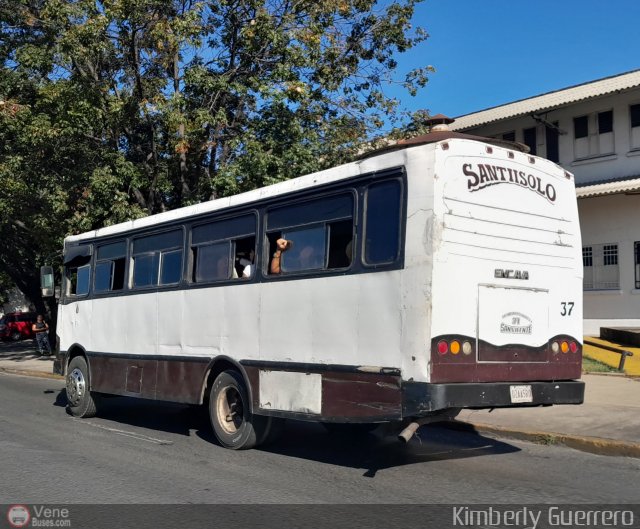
(0, 339, 59, 378)
(455, 373, 640, 458)
(1, 340, 639, 457)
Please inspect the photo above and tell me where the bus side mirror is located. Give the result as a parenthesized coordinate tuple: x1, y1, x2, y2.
(40, 266, 55, 298)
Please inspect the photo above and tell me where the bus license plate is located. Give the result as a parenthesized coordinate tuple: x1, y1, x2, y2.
(510, 385, 533, 403)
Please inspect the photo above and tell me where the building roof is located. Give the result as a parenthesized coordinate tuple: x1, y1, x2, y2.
(576, 175, 640, 198)
(450, 70, 640, 131)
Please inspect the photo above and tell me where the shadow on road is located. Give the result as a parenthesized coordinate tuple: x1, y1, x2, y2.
(254, 420, 520, 477)
(49, 393, 520, 476)
(0, 338, 49, 361)
(51, 388, 68, 407)
(63, 394, 211, 438)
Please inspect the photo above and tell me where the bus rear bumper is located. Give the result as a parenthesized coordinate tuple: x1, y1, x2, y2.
(402, 380, 585, 417)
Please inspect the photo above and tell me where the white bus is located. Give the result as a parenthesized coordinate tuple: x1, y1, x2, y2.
(47, 132, 584, 449)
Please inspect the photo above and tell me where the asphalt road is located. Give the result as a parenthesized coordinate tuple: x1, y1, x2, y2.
(2, 372, 639, 506)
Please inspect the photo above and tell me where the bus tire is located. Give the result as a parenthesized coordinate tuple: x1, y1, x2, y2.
(66, 356, 98, 418)
(209, 370, 268, 450)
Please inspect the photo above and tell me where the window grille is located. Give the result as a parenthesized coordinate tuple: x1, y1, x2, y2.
(583, 243, 619, 290)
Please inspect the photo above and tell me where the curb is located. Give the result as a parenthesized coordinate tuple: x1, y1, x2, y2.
(0, 367, 63, 380)
(444, 420, 640, 459)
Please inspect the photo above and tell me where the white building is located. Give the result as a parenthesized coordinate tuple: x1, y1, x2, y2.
(449, 70, 640, 335)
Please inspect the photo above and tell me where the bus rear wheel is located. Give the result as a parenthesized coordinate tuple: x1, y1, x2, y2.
(66, 356, 98, 418)
(209, 370, 272, 450)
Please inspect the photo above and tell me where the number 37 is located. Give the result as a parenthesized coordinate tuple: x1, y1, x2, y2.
(560, 302, 574, 316)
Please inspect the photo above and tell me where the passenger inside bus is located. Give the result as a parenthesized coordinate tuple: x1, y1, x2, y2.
(269, 238, 292, 274)
(216, 254, 237, 279)
(236, 249, 255, 278)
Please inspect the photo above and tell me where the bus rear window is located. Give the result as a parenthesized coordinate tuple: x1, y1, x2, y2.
(363, 180, 402, 265)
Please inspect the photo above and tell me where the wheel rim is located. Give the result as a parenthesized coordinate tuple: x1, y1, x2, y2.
(11, 331, 20, 341)
(67, 367, 86, 406)
(216, 384, 245, 434)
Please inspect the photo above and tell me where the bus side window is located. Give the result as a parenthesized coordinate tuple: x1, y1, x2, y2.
(62, 245, 93, 298)
(190, 214, 256, 283)
(132, 230, 183, 288)
(66, 264, 91, 297)
(266, 193, 354, 275)
(95, 241, 126, 293)
(192, 242, 232, 282)
(363, 180, 402, 265)
(278, 226, 326, 273)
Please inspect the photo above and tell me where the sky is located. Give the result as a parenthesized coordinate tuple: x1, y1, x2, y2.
(392, 0, 640, 119)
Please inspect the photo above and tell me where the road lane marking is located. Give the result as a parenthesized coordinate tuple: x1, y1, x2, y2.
(73, 419, 174, 445)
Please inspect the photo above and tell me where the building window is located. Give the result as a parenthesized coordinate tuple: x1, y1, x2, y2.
(523, 127, 537, 155)
(635, 242, 640, 289)
(573, 110, 614, 159)
(574, 116, 588, 139)
(630, 104, 640, 150)
(501, 131, 516, 142)
(583, 243, 619, 290)
(603, 244, 618, 265)
(545, 123, 559, 163)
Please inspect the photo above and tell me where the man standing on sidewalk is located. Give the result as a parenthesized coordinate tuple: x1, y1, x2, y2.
(32, 314, 51, 355)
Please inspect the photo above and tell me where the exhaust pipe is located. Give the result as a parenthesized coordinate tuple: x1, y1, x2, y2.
(397, 408, 462, 443)
(398, 421, 420, 443)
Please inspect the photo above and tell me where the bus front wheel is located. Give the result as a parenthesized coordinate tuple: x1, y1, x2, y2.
(209, 370, 271, 450)
(66, 356, 98, 418)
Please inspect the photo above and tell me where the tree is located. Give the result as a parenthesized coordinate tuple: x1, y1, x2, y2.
(0, 0, 431, 313)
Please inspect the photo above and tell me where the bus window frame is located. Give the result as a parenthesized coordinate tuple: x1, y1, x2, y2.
(263, 189, 357, 278)
(55, 167, 407, 304)
(188, 211, 258, 286)
(94, 240, 128, 294)
(130, 227, 185, 290)
(191, 240, 234, 283)
(360, 177, 405, 269)
(65, 263, 91, 298)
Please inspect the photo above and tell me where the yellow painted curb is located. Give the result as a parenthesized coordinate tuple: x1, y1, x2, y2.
(583, 337, 640, 376)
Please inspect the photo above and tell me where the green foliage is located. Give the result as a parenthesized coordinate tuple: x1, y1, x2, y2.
(0, 0, 430, 305)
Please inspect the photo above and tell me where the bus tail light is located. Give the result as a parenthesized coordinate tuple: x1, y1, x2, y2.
(551, 339, 580, 356)
(436, 339, 474, 357)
